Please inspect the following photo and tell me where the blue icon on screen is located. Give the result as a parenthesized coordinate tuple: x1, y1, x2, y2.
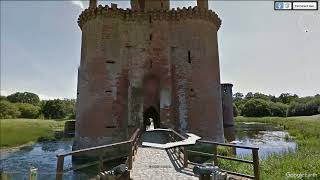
(275, 2, 284, 9)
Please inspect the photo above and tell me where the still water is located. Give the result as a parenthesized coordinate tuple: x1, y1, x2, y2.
(1, 122, 297, 179)
(235, 122, 297, 158)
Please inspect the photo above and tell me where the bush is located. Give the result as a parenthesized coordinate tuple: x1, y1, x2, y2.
(16, 103, 41, 118)
(42, 99, 67, 119)
(270, 102, 288, 117)
(242, 99, 271, 117)
(0, 100, 21, 119)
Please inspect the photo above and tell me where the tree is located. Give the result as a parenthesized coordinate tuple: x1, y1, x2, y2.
(253, 92, 270, 101)
(16, 103, 40, 119)
(233, 104, 238, 117)
(0, 100, 21, 119)
(42, 99, 67, 119)
(287, 102, 306, 116)
(278, 93, 298, 104)
(62, 99, 76, 119)
(245, 92, 254, 100)
(7, 92, 40, 106)
(242, 99, 271, 117)
(270, 102, 288, 117)
(233, 92, 244, 101)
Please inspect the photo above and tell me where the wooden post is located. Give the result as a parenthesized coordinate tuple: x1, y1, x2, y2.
(56, 155, 64, 180)
(99, 154, 104, 172)
(183, 147, 188, 167)
(128, 142, 133, 169)
(252, 149, 260, 180)
(212, 144, 218, 166)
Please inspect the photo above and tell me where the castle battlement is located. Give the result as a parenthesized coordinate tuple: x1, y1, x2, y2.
(78, 5, 221, 30)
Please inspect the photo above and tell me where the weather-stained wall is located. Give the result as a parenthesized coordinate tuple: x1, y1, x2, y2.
(74, 4, 224, 149)
(221, 83, 235, 142)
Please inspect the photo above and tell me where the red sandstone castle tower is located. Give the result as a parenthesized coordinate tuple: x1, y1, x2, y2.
(74, 0, 233, 150)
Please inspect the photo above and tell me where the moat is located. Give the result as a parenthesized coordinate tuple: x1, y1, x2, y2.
(0, 122, 296, 179)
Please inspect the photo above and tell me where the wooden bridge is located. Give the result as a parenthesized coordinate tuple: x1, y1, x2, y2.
(56, 129, 260, 180)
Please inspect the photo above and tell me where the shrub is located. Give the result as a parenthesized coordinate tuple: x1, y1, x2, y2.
(42, 99, 67, 119)
(0, 100, 21, 119)
(270, 102, 288, 117)
(242, 99, 271, 117)
(16, 103, 41, 118)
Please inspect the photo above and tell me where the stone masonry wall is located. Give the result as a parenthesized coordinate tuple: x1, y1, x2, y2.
(74, 5, 224, 149)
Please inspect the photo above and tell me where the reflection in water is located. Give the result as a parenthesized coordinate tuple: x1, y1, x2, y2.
(235, 122, 297, 158)
(0, 140, 91, 180)
(1, 122, 297, 179)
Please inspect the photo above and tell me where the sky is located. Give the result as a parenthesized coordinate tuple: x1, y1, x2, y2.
(1, 1, 319, 99)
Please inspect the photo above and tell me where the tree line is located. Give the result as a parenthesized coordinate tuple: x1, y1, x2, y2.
(233, 92, 320, 117)
(1, 91, 319, 119)
(0, 92, 76, 119)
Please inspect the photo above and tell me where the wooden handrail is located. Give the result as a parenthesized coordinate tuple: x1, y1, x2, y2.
(166, 130, 260, 180)
(56, 128, 140, 180)
(198, 139, 259, 150)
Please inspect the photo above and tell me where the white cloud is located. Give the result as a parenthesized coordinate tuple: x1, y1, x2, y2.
(71, 1, 85, 10)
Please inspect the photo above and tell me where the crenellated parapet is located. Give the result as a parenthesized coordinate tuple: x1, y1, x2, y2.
(78, 5, 221, 30)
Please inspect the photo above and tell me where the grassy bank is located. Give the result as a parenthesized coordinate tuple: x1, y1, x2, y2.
(0, 119, 67, 148)
(226, 116, 320, 179)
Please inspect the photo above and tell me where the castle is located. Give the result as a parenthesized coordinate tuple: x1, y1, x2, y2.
(74, 0, 234, 150)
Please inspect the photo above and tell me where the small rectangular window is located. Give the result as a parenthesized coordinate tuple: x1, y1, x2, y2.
(188, 51, 191, 64)
(106, 61, 115, 64)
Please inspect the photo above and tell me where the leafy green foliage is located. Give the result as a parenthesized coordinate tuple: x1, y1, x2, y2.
(270, 102, 288, 117)
(233, 92, 319, 117)
(0, 100, 21, 119)
(42, 99, 67, 119)
(7, 92, 40, 106)
(233, 103, 238, 117)
(242, 99, 271, 117)
(16, 103, 41, 119)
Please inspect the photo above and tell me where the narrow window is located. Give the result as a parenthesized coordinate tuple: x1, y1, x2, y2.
(161, 2, 163, 8)
(149, 15, 152, 24)
(188, 51, 191, 64)
(106, 60, 115, 64)
(105, 126, 116, 128)
(105, 90, 112, 93)
(150, 60, 153, 68)
(149, 34, 152, 41)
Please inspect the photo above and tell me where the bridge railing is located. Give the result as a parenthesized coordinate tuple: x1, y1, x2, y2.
(167, 130, 260, 180)
(55, 128, 140, 180)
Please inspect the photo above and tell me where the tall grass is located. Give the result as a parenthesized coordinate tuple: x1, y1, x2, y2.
(0, 119, 66, 148)
(235, 116, 320, 179)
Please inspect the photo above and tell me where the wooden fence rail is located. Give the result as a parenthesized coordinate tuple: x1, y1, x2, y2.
(56, 128, 140, 180)
(166, 131, 260, 180)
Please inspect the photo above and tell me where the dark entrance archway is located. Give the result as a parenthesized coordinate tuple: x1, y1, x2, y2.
(143, 106, 159, 131)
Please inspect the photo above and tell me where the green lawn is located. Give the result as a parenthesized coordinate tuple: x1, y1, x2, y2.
(231, 116, 320, 179)
(0, 119, 67, 148)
